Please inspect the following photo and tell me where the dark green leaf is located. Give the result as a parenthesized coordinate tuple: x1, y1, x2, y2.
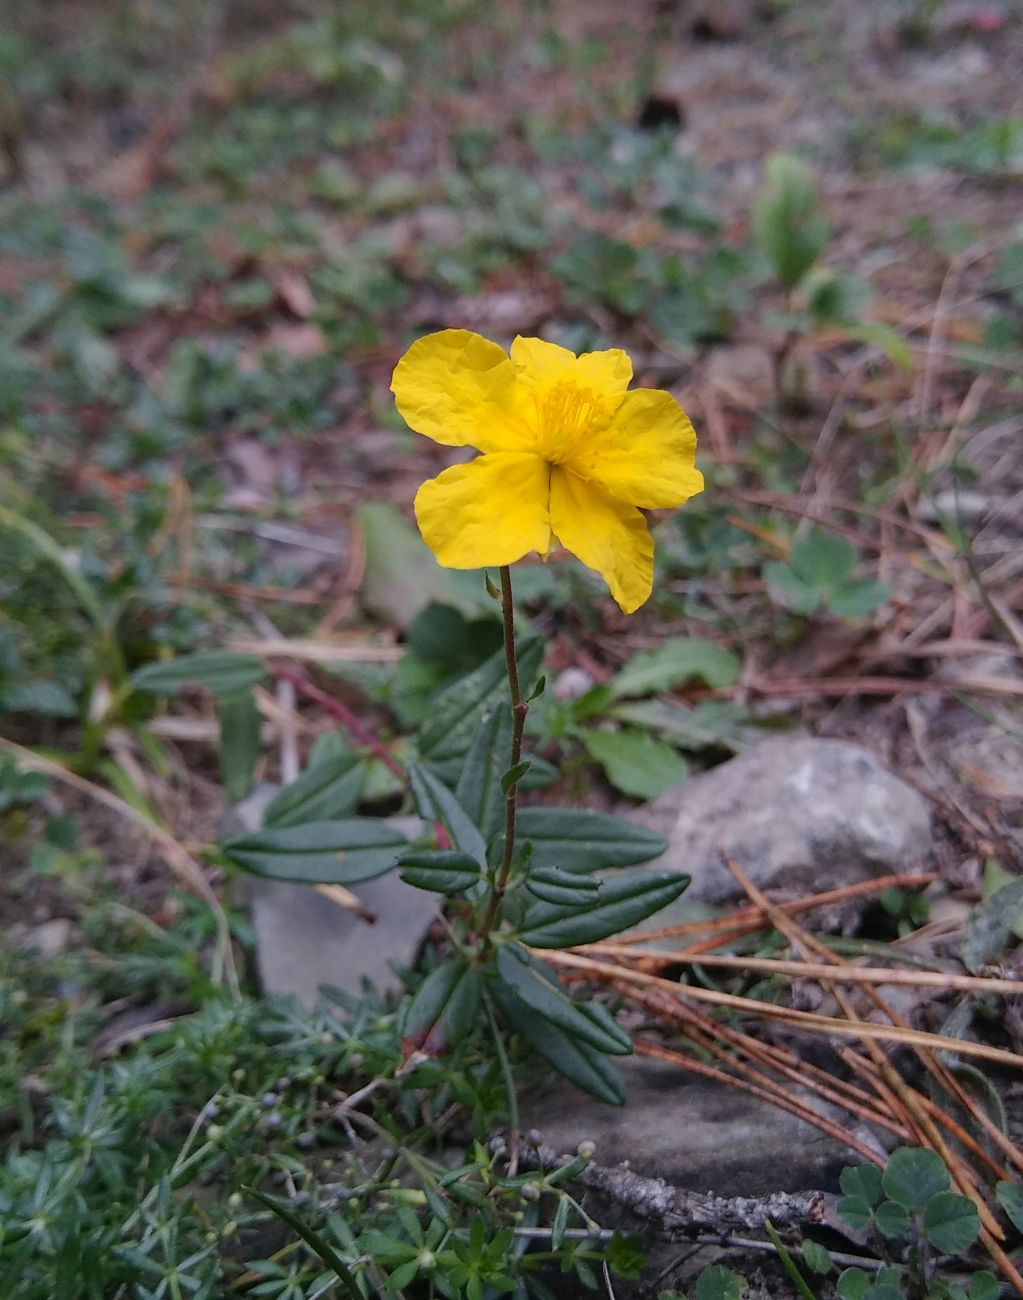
(582, 729, 687, 800)
(763, 561, 820, 614)
(525, 867, 600, 907)
(495, 945, 631, 1055)
(881, 1147, 949, 1210)
(399, 850, 483, 894)
(962, 878, 1023, 973)
(874, 1199, 909, 1239)
(836, 1195, 873, 1233)
(1, 679, 78, 717)
(968, 1272, 1000, 1300)
(790, 530, 857, 589)
(604, 1231, 646, 1281)
(263, 748, 365, 828)
(695, 1265, 744, 1300)
(551, 1198, 569, 1252)
(418, 636, 543, 784)
(839, 1164, 883, 1207)
(827, 579, 890, 620)
(835, 1269, 871, 1300)
(996, 1180, 1023, 1233)
(133, 651, 267, 697)
(500, 761, 531, 795)
(242, 1186, 363, 1300)
(455, 705, 511, 844)
(401, 961, 481, 1050)
(922, 1191, 980, 1253)
(493, 983, 625, 1105)
(408, 762, 487, 867)
(217, 689, 261, 803)
(752, 152, 830, 289)
(221, 819, 407, 885)
(801, 1240, 833, 1275)
(520, 869, 689, 948)
(611, 637, 741, 698)
(514, 807, 667, 874)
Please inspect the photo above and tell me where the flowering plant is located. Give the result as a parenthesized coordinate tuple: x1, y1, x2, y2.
(391, 329, 703, 612)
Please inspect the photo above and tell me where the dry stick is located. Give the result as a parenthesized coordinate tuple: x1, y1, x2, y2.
(0, 735, 239, 997)
(539, 950, 1023, 1070)
(630, 1035, 885, 1168)
(843, 1048, 1013, 1184)
(632, 983, 902, 1152)
(587, 946, 1023, 997)
(612, 872, 939, 946)
(646, 985, 911, 1141)
(272, 663, 405, 779)
(717, 859, 1015, 1269)
(724, 864, 1023, 1182)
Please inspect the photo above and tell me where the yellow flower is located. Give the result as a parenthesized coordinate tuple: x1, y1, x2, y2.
(390, 329, 704, 613)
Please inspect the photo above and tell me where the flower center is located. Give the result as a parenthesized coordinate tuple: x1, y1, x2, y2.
(534, 381, 607, 463)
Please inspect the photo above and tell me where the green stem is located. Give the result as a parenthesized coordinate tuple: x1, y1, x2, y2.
(482, 985, 519, 1137)
(478, 566, 528, 939)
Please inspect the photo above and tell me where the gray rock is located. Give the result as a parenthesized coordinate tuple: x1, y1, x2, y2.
(522, 1056, 869, 1197)
(229, 786, 436, 1009)
(249, 871, 438, 1009)
(20, 917, 72, 959)
(632, 738, 932, 904)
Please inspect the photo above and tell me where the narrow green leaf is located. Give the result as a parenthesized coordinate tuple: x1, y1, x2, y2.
(401, 961, 481, 1050)
(528, 675, 546, 701)
(551, 1198, 569, 1252)
(455, 705, 511, 843)
(493, 984, 625, 1105)
(408, 762, 487, 867)
(520, 869, 689, 948)
(133, 650, 267, 697)
(514, 807, 667, 873)
(752, 152, 831, 289)
(500, 761, 531, 795)
(221, 819, 407, 885)
(263, 748, 364, 828)
(495, 945, 631, 1055)
(217, 689, 261, 803)
(398, 850, 483, 894)
(418, 636, 543, 783)
(525, 867, 601, 907)
(242, 1186, 364, 1299)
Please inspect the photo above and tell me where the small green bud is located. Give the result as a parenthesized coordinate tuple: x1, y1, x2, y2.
(521, 1182, 540, 1202)
(417, 1250, 436, 1271)
(576, 1139, 596, 1160)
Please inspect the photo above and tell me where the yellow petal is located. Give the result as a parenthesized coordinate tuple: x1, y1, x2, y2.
(414, 453, 551, 569)
(391, 329, 535, 451)
(568, 389, 704, 509)
(510, 336, 633, 399)
(549, 467, 653, 614)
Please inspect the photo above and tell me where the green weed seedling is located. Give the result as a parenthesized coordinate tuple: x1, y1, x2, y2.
(753, 153, 911, 395)
(828, 1148, 990, 1300)
(764, 528, 889, 620)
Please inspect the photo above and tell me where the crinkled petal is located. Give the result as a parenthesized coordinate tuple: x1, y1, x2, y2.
(549, 467, 653, 614)
(391, 329, 535, 451)
(511, 336, 633, 399)
(568, 389, 704, 509)
(414, 453, 551, 569)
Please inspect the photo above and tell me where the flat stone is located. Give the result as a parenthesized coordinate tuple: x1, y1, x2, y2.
(632, 738, 932, 905)
(249, 871, 437, 1009)
(523, 1056, 869, 1197)
(20, 917, 72, 959)
(229, 786, 436, 1009)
